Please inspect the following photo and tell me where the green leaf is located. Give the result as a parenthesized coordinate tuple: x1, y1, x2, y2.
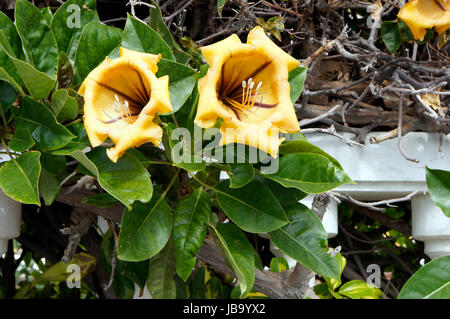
(57, 52, 74, 89)
(265, 153, 353, 193)
(71, 147, 153, 210)
(398, 19, 414, 42)
(0, 16, 23, 93)
(118, 195, 171, 261)
(324, 253, 346, 291)
(313, 283, 332, 299)
(147, 240, 177, 299)
(164, 122, 205, 171)
(398, 256, 450, 299)
(270, 257, 290, 273)
(51, 122, 90, 155)
(147, 0, 190, 64)
(338, 280, 383, 299)
(73, 21, 122, 86)
(15, 97, 75, 151)
(226, 162, 255, 188)
(381, 21, 402, 54)
(215, 179, 289, 233)
(40, 7, 53, 26)
(156, 59, 197, 113)
(39, 170, 61, 206)
(81, 193, 118, 208)
(50, 89, 79, 123)
(279, 139, 343, 169)
(288, 66, 307, 104)
(217, 0, 228, 17)
(0, 151, 41, 205)
(40, 153, 67, 176)
(173, 189, 211, 281)
(51, 0, 99, 61)
(259, 177, 307, 206)
(15, 0, 58, 77)
(269, 202, 340, 279)
(14, 252, 96, 299)
(122, 15, 174, 60)
(0, 80, 18, 114)
(190, 266, 206, 299)
(0, 11, 24, 60)
(426, 167, 450, 217)
(9, 57, 56, 100)
(8, 128, 34, 152)
(209, 223, 255, 298)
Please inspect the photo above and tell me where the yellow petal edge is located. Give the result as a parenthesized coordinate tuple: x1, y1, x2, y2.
(398, 0, 450, 41)
(195, 26, 300, 157)
(79, 48, 172, 162)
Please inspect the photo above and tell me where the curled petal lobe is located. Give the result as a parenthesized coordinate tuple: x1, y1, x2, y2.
(398, 0, 450, 41)
(195, 26, 300, 157)
(79, 48, 172, 162)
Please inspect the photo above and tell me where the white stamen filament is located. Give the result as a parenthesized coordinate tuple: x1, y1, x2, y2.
(239, 78, 263, 109)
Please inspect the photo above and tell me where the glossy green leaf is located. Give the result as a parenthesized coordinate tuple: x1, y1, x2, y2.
(173, 189, 211, 281)
(81, 193, 118, 208)
(74, 21, 122, 86)
(0, 19, 23, 93)
(217, 0, 228, 17)
(288, 66, 307, 103)
(164, 122, 205, 171)
(39, 170, 61, 206)
(122, 15, 174, 60)
(209, 223, 255, 298)
(156, 59, 197, 113)
(279, 139, 343, 169)
(8, 128, 34, 152)
(15, 97, 75, 151)
(57, 52, 74, 89)
(269, 202, 340, 279)
(71, 147, 153, 210)
(118, 194, 171, 261)
(266, 153, 353, 193)
(9, 57, 56, 100)
(40, 153, 66, 176)
(338, 280, 383, 299)
(398, 19, 414, 42)
(398, 256, 450, 299)
(226, 162, 255, 188)
(324, 253, 346, 291)
(40, 7, 52, 26)
(14, 252, 96, 299)
(270, 257, 290, 273)
(51, 0, 99, 61)
(259, 177, 307, 206)
(314, 283, 332, 299)
(51, 122, 90, 155)
(381, 21, 402, 54)
(51, 89, 78, 123)
(147, 240, 177, 299)
(215, 179, 289, 233)
(0, 11, 24, 60)
(15, 0, 58, 77)
(0, 151, 41, 205)
(426, 167, 450, 217)
(0, 80, 18, 114)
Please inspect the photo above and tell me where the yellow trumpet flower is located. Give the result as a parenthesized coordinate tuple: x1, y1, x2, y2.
(79, 47, 172, 162)
(398, 0, 450, 41)
(195, 26, 300, 157)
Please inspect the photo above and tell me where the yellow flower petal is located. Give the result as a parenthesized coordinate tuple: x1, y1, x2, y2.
(195, 26, 300, 157)
(79, 48, 172, 162)
(398, 0, 450, 41)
